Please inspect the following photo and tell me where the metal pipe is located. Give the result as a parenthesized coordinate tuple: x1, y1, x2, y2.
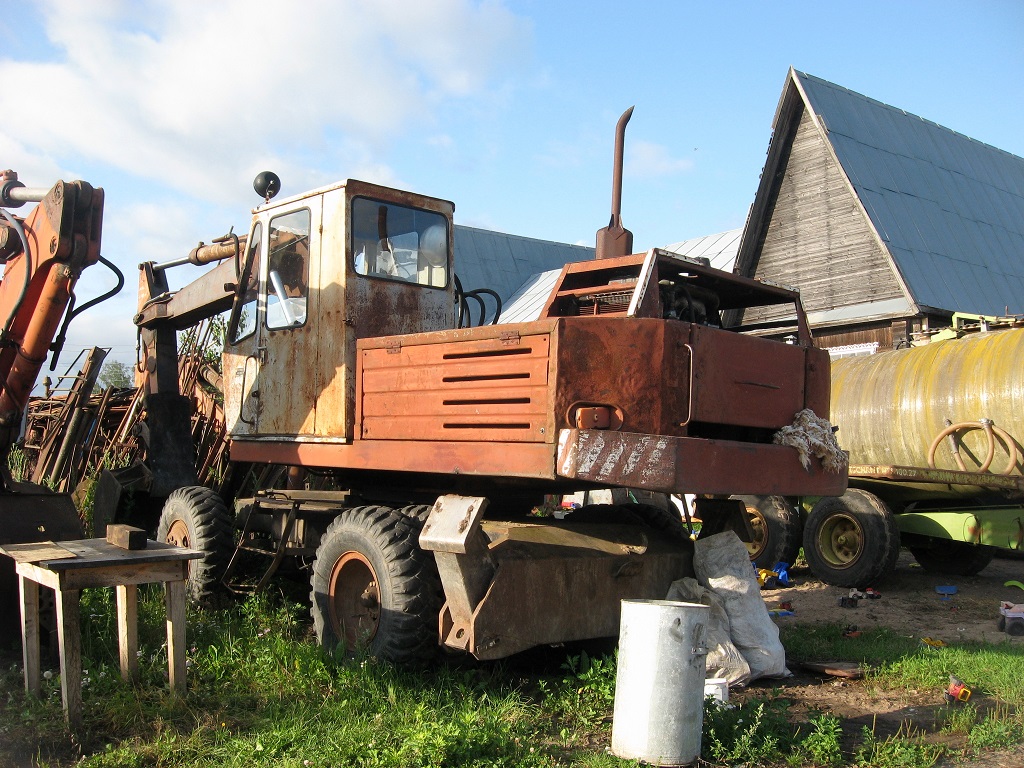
(151, 237, 246, 272)
(2, 187, 48, 206)
(595, 106, 635, 260)
(610, 106, 634, 222)
(1, 171, 48, 208)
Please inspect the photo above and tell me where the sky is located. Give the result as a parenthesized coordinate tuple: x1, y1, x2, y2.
(1, 0, 1022, 375)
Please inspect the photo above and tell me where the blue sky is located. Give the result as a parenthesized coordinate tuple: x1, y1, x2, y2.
(2, 0, 1022, 370)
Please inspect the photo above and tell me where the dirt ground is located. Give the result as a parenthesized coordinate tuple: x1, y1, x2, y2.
(766, 550, 1024, 646)
(733, 551, 1024, 766)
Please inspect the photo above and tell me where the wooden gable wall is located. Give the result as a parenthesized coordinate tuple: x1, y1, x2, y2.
(745, 104, 904, 323)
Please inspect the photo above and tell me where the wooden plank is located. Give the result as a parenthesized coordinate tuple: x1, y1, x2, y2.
(799, 660, 864, 679)
(116, 584, 139, 681)
(58, 560, 188, 591)
(15, 561, 62, 591)
(55, 587, 82, 730)
(19, 576, 40, 696)
(44, 539, 202, 570)
(106, 525, 148, 551)
(1, 542, 77, 563)
(165, 579, 187, 695)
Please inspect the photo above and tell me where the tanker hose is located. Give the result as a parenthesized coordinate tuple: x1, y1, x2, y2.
(927, 419, 1020, 476)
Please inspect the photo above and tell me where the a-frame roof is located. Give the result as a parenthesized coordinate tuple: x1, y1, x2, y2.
(736, 68, 1024, 319)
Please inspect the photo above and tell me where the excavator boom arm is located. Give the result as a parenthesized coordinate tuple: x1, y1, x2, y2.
(0, 179, 104, 457)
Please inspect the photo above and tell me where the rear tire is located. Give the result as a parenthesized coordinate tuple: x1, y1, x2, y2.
(156, 486, 233, 604)
(733, 495, 802, 568)
(909, 540, 994, 576)
(311, 506, 442, 663)
(802, 490, 900, 588)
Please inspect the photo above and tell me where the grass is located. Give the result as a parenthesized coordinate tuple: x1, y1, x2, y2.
(1, 593, 1021, 767)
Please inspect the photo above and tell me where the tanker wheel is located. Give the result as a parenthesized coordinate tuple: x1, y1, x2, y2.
(908, 539, 994, 576)
(732, 495, 802, 569)
(156, 486, 234, 604)
(802, 490, 900, 588)
(310, 506, 442, 663)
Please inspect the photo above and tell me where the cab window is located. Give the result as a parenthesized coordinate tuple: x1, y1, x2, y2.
(230, 222, 262, 344)
(266, 209, 311, 329)
(352, 197, 448, 288)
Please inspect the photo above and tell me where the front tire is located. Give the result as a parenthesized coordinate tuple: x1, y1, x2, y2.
(802, 490, 900, 587)
(156, 486, 233, 604)
(733, 495, 802, 568)
(311, 506, 441, 664)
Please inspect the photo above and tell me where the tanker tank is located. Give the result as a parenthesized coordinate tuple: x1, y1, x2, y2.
(830, 326, 1024, 492)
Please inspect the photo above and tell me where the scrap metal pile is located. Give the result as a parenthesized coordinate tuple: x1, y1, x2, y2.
(16, 320, 228, 504)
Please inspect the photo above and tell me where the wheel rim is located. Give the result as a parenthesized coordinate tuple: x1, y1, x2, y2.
(164, 518, 202, 582)
(328, 551, 381, 650)
(816, 513, 863, 569)
(745, 506, 768, 560)
(165, 518, 190, 548)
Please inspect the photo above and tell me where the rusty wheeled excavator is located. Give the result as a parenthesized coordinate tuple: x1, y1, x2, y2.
(119, 109, 846, 662)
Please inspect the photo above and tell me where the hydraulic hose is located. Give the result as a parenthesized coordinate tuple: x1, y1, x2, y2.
(927, 419, 1020, 475)
(0, 207, 32, 335)
(49, 255, 125, 371)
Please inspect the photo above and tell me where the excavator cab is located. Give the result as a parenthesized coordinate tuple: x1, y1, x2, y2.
(221, 179, 455, 443)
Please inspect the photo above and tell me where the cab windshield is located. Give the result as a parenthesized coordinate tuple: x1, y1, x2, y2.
(351, 197, 448, 288)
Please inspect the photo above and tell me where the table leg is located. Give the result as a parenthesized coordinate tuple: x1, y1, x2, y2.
(165, 579, 187, 695)
(115, 584, 139, 681)
(18, 576, 40, 696)
(54, 587, 82, 730)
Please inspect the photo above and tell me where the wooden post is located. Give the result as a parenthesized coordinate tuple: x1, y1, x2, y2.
(54, 587, 82, 730)
(165, 579, 187, 694)
(18, 576, 40, 696)
(115, 583, 138, 681)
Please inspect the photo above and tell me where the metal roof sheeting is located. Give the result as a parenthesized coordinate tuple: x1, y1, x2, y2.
(453, 225, 593, 303)
(497, 268, 562, 323)
(663, 228, 742, 272)
(796, 71, 1024, 315)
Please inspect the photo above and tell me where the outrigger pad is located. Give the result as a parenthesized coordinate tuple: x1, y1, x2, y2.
(144, 393, 198, 496)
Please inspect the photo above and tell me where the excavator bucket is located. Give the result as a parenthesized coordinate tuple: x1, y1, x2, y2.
(0, 480, 82, 645)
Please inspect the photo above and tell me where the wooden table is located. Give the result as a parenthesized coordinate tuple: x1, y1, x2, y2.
(2, 538, 202, 729)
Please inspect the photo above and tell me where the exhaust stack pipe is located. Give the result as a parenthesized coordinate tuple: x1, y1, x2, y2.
(595, 106, 634, 260)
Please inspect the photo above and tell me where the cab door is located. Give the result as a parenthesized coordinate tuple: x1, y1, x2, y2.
(253, 198, 321, 437)
(223, 221, 263, 437)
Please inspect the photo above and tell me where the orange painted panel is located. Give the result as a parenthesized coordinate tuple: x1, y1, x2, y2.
(358, 331, 554, 441)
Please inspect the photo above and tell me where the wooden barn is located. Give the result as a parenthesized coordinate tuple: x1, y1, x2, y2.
(734, 68, 1024, 354)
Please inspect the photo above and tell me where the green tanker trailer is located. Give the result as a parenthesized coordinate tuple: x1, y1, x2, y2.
(742, 319, 1024, 587)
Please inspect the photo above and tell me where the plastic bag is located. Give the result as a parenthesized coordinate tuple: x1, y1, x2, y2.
(693, 531, 791, 681)
(665, 576, 752, 686)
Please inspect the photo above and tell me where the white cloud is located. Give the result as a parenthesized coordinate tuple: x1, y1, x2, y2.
(1, 0, 531, 203)
(625, 140, 694, 179)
